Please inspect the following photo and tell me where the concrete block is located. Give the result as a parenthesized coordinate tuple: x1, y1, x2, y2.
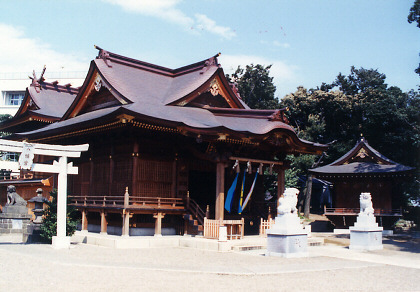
(350, 228, 383, 250)
(267, 233, 308, 258)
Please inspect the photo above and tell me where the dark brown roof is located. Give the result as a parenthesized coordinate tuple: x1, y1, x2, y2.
(0, 82, 78, 132)
(309, 137, 414, 175)
(9, 48, 327, 155)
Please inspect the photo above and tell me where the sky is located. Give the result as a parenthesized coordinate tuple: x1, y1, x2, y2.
(0, 0, 419, 98)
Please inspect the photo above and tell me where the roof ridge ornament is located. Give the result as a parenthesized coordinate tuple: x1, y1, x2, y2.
(94, 45, 112, 68)
(200, 53, 221, 74)
(29, 65, 46, 93)
(268, 108, 289, 124)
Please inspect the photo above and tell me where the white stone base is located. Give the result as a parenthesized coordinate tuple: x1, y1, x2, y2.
(52, 236, 71, 249)
(349, 227, 383, 251)
(266, 232, 308, 257)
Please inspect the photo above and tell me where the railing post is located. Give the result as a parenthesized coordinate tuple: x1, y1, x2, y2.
(186, 191, 190, 210)
(203, 217, 207, 238)
(124, 187, 129, 207)
(206, 205, 210, 219)
(122, 187, 130, 237)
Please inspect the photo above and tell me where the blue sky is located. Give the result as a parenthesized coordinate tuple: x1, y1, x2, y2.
(1, 0, 418, 98)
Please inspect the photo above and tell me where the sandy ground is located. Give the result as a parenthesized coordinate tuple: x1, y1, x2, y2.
(0, 234, 419, 292)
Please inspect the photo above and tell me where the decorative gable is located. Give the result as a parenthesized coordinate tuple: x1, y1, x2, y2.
(66, 72, 126, 119)
(345, 147, 380, 164)
(174, 76, 244, 109)
(27, 98, 39, 111)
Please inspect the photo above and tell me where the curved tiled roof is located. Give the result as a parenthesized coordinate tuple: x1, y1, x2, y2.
(310, 138, 414, 175)
(0, 82, 78, 132)
(27, 83, 78, 118)
(10, 47, 327, 155)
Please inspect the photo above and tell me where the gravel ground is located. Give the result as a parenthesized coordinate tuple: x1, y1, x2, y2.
(0, 235, 419, 292)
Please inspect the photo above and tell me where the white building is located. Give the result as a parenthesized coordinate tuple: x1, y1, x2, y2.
(0, 71, 86, 116)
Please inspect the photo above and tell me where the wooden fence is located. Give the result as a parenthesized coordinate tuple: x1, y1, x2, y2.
(259, 218, 274, 237)
(203, 218, 244, 240)
(324, 207, 403, 216)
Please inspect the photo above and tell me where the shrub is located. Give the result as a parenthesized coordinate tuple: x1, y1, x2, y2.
(40, 189, 79, 242)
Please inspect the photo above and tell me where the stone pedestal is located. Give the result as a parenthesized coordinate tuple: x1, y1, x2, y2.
(0, 206, 31, 236)
(350, 214, 383, 250)
(266, 213, 308, 258)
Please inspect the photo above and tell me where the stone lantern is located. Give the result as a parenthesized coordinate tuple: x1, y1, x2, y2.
(24, 188, 48, 242)
(28, 188, 48, 224)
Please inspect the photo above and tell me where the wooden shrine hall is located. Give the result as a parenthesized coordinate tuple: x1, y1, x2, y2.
(310, 137, 414, 229)
(1, 47, 327, 237)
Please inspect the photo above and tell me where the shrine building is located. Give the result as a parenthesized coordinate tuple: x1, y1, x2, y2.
(310, 137, 414, 229)
(1, 47, 327, 236)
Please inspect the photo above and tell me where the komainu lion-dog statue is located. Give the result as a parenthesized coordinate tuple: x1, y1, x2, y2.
(6, 185, 27, 206)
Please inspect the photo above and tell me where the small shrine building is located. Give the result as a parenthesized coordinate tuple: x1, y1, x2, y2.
(309, 137, 414, 228)
(1, 47, 327, 236)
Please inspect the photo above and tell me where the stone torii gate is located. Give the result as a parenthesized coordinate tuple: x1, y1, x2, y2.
(0, 139, 89, 249)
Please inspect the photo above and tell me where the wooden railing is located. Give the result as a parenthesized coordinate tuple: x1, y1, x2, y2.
(324, 207, 403, 216)
(184, 193, 207, 226)
(259, 218, 275, 237)
(69, 195, 184, 209)
(203, 218, 244, 240)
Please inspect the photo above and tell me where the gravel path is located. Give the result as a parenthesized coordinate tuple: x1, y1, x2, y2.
(0, 235, 419, 292)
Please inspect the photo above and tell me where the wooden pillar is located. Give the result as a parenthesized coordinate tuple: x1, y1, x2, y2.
(154, 212, 165, 236)
(81, 209, 88, 232)
(304, 174, 313, 218)
(122, 187, 130, 236)
(131, 141, 139, 196)
(276, 167, 285, 215)
(215, 162, 225, 220)
(100, 211, 107, 234)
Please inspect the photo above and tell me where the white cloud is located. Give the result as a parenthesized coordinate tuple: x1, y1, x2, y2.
(218, 54, 301, 97)
(0, 23, 87, 74)
(102, 0, 235, 39)
(194, 14, 236, 40)
(260, 40, 291, 49)
(273, 41, 290, 48)
(103, 0, 193, 27)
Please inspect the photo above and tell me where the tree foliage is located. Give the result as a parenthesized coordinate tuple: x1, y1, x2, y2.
(229, 62, 419, 203)
(0, 114, 12, 138)
(408, 0, 420, 28)
(40, 189, 79, 242)
(227, 64, 279, 109)
(281, 67, 420, 202)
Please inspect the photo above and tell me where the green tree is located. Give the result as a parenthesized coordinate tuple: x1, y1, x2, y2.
(0, 114, 12, 137)
(281, 67, 420, 204)
(40, 189, 79, 243)
(227, 64, 279, 109)
(408, 0, 420, 27)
